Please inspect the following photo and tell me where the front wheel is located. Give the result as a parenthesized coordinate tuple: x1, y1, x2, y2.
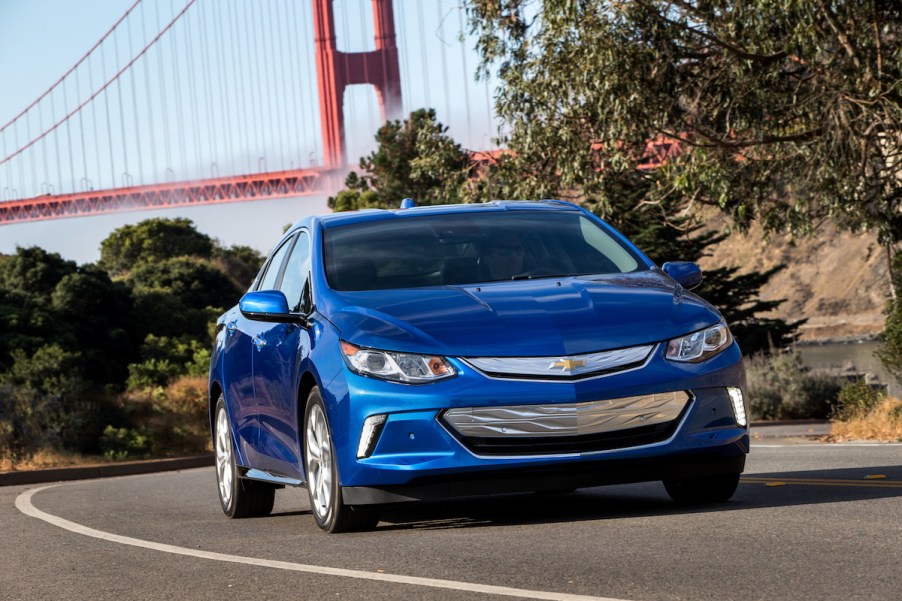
(214, 396, 275, 518)
(663, 472, 741, 505)
(304, 387, 379, 533)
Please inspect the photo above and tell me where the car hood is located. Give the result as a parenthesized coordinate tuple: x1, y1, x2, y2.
(321, 271, 721, 357)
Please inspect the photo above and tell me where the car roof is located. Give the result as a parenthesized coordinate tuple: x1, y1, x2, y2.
(294, 200, 586, 231)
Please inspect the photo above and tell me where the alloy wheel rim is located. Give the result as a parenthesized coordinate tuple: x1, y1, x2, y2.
(215, 407, 233, 507)
(306, 404, 333, 520)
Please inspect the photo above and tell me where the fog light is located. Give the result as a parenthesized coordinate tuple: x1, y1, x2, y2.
(357, 414, 387, 459)
(727, 387, 747, 427)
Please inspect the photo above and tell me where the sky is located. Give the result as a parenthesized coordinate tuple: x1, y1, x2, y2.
(0, 0, 498, 264)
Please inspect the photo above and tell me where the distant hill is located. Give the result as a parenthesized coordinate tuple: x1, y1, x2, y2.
(697, 218, 889, 344)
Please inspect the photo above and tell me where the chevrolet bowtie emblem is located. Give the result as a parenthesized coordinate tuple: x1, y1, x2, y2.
(551, 358, 586, 371)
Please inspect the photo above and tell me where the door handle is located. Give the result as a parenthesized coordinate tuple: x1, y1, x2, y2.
(226, 320, 237, 337)
(252, 335, 267, 351)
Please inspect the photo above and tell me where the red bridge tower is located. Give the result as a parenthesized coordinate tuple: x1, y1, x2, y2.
(313, 0, 403, 169)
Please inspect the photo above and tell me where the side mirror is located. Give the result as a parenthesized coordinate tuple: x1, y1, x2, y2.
(239, 290, 297, 322)
(662, 262, 703, 290)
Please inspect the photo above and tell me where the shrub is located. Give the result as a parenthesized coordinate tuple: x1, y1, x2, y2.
(127, 358, 182, 390)
(152, 376, 210, 454)
(745, 351, 843, 420)
(832, 397, 902, 441)
(0, 345, 84, 453)
(126, 335, 212, 390)
(834, 380, 886, 420)
(99, 425, 150, 460)
(119, 376, 210, 455)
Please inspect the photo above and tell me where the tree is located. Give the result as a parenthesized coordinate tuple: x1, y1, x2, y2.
(599, 171, 801, 354)
(468, 1, 902, 241)
(0, 246, 77, 299)
(51, 266, 136, 385)
(214, 245, 265, 292)
(329, 110, 798, 353)
(0, 287, 62, 372)
(328, 109, 473, 210)
(128, 257, 242, 341)
(99, 217, 214, 276)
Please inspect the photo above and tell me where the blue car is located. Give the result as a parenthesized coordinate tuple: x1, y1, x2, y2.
(209, 200, 749, 532)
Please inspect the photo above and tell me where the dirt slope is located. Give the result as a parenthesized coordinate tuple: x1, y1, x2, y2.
(697, 219, 891, 343)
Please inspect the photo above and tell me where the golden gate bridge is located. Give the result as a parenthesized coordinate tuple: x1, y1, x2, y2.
(0, 0, 500, 224)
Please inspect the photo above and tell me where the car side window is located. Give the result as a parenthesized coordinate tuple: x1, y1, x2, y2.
(257, 236, 295, 291)
(278, 231, 311, 312)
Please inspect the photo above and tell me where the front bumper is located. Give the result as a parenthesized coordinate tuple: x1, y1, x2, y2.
(343, 445, 746, 504)
(323, 342, 749, 499)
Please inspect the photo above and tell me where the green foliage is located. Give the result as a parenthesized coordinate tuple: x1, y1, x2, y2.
(0, 287, 60, 372)
(597, 172, 801, 354)
(127, 257, 241, 342)
(0, 246, 77, 299)
(3, 344, 83, 396)
(50, 265, 136, 385)
(99, 217, 214, 276)
(100, 425, 150, 460)
(126, 335, 211, 390)
(0, 250, 137, 383)
(327, 108, 473, 210)
(0, 344, 106, 454)
(147, 376, 210, 454)
(468, 0, 902, 242)
(877, 253, 902, 381)
(835, 379, 887, 420)
(745, 351, 843, 420)
(129, 257, 241, 312)
(213, 244, 264, 291)
(0, 217, 257, 461)
(700, 266, 801, 354)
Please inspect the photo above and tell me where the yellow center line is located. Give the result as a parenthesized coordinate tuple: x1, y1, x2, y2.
(741, 476, 902, 489)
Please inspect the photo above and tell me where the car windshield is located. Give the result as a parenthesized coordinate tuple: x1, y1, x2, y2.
(323, 210, 644, 291)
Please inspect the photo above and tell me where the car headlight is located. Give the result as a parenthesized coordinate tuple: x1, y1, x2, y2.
(340, 341, 456, 384)
(665, 321, 733, 363)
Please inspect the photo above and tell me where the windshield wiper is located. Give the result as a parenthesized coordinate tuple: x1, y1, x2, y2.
(509, 273, 575, 281)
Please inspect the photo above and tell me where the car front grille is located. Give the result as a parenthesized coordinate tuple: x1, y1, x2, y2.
(462, 344, 656, 381)
(440, 391, 692, 456)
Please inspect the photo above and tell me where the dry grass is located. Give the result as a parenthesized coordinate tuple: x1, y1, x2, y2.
(155, 375, 211, 454)
(0, 449, 113, 473)
(832, 397, 902, 442)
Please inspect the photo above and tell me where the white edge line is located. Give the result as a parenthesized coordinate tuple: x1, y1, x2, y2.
(16, 483, 630, 601)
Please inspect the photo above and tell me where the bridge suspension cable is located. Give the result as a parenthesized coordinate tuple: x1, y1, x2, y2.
(0, 0, 502, 224)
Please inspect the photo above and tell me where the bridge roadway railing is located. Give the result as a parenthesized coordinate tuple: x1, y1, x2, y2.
(0, 168, 328, 224)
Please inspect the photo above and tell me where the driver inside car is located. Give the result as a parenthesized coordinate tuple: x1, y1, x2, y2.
(478, 234, 527, 280)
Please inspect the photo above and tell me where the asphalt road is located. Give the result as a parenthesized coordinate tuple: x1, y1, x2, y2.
(4, 441, 901, 601)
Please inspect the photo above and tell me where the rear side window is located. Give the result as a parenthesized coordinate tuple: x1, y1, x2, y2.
(323, 210, 645, 291)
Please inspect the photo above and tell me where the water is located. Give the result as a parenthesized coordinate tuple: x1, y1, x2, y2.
(795, 341, 900, 396)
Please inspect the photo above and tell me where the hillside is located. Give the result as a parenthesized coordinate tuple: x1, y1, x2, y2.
(697, 219, 890, 344)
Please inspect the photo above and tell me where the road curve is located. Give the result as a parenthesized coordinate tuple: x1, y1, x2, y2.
(3, 442, 901, 601)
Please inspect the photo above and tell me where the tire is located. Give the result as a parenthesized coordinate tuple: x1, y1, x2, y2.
(214, 396, 275, 518)
(663, 472, 741, 505)
(304, 387, 379, 533)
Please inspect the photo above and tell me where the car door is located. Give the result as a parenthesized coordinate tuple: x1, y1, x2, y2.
(220, 303, 258, 463)
(232, 235, 295, 468)
(251, 230, 312, 479)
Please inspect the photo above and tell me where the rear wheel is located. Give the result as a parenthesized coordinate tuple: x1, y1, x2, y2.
(304, 387, 379, 533)
(663, 472, 741, 505)
(214, 396, 275, 518)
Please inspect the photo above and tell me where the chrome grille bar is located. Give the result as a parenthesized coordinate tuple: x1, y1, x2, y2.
(463, 344, 655, 380)
(442, 391, 690, 438)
